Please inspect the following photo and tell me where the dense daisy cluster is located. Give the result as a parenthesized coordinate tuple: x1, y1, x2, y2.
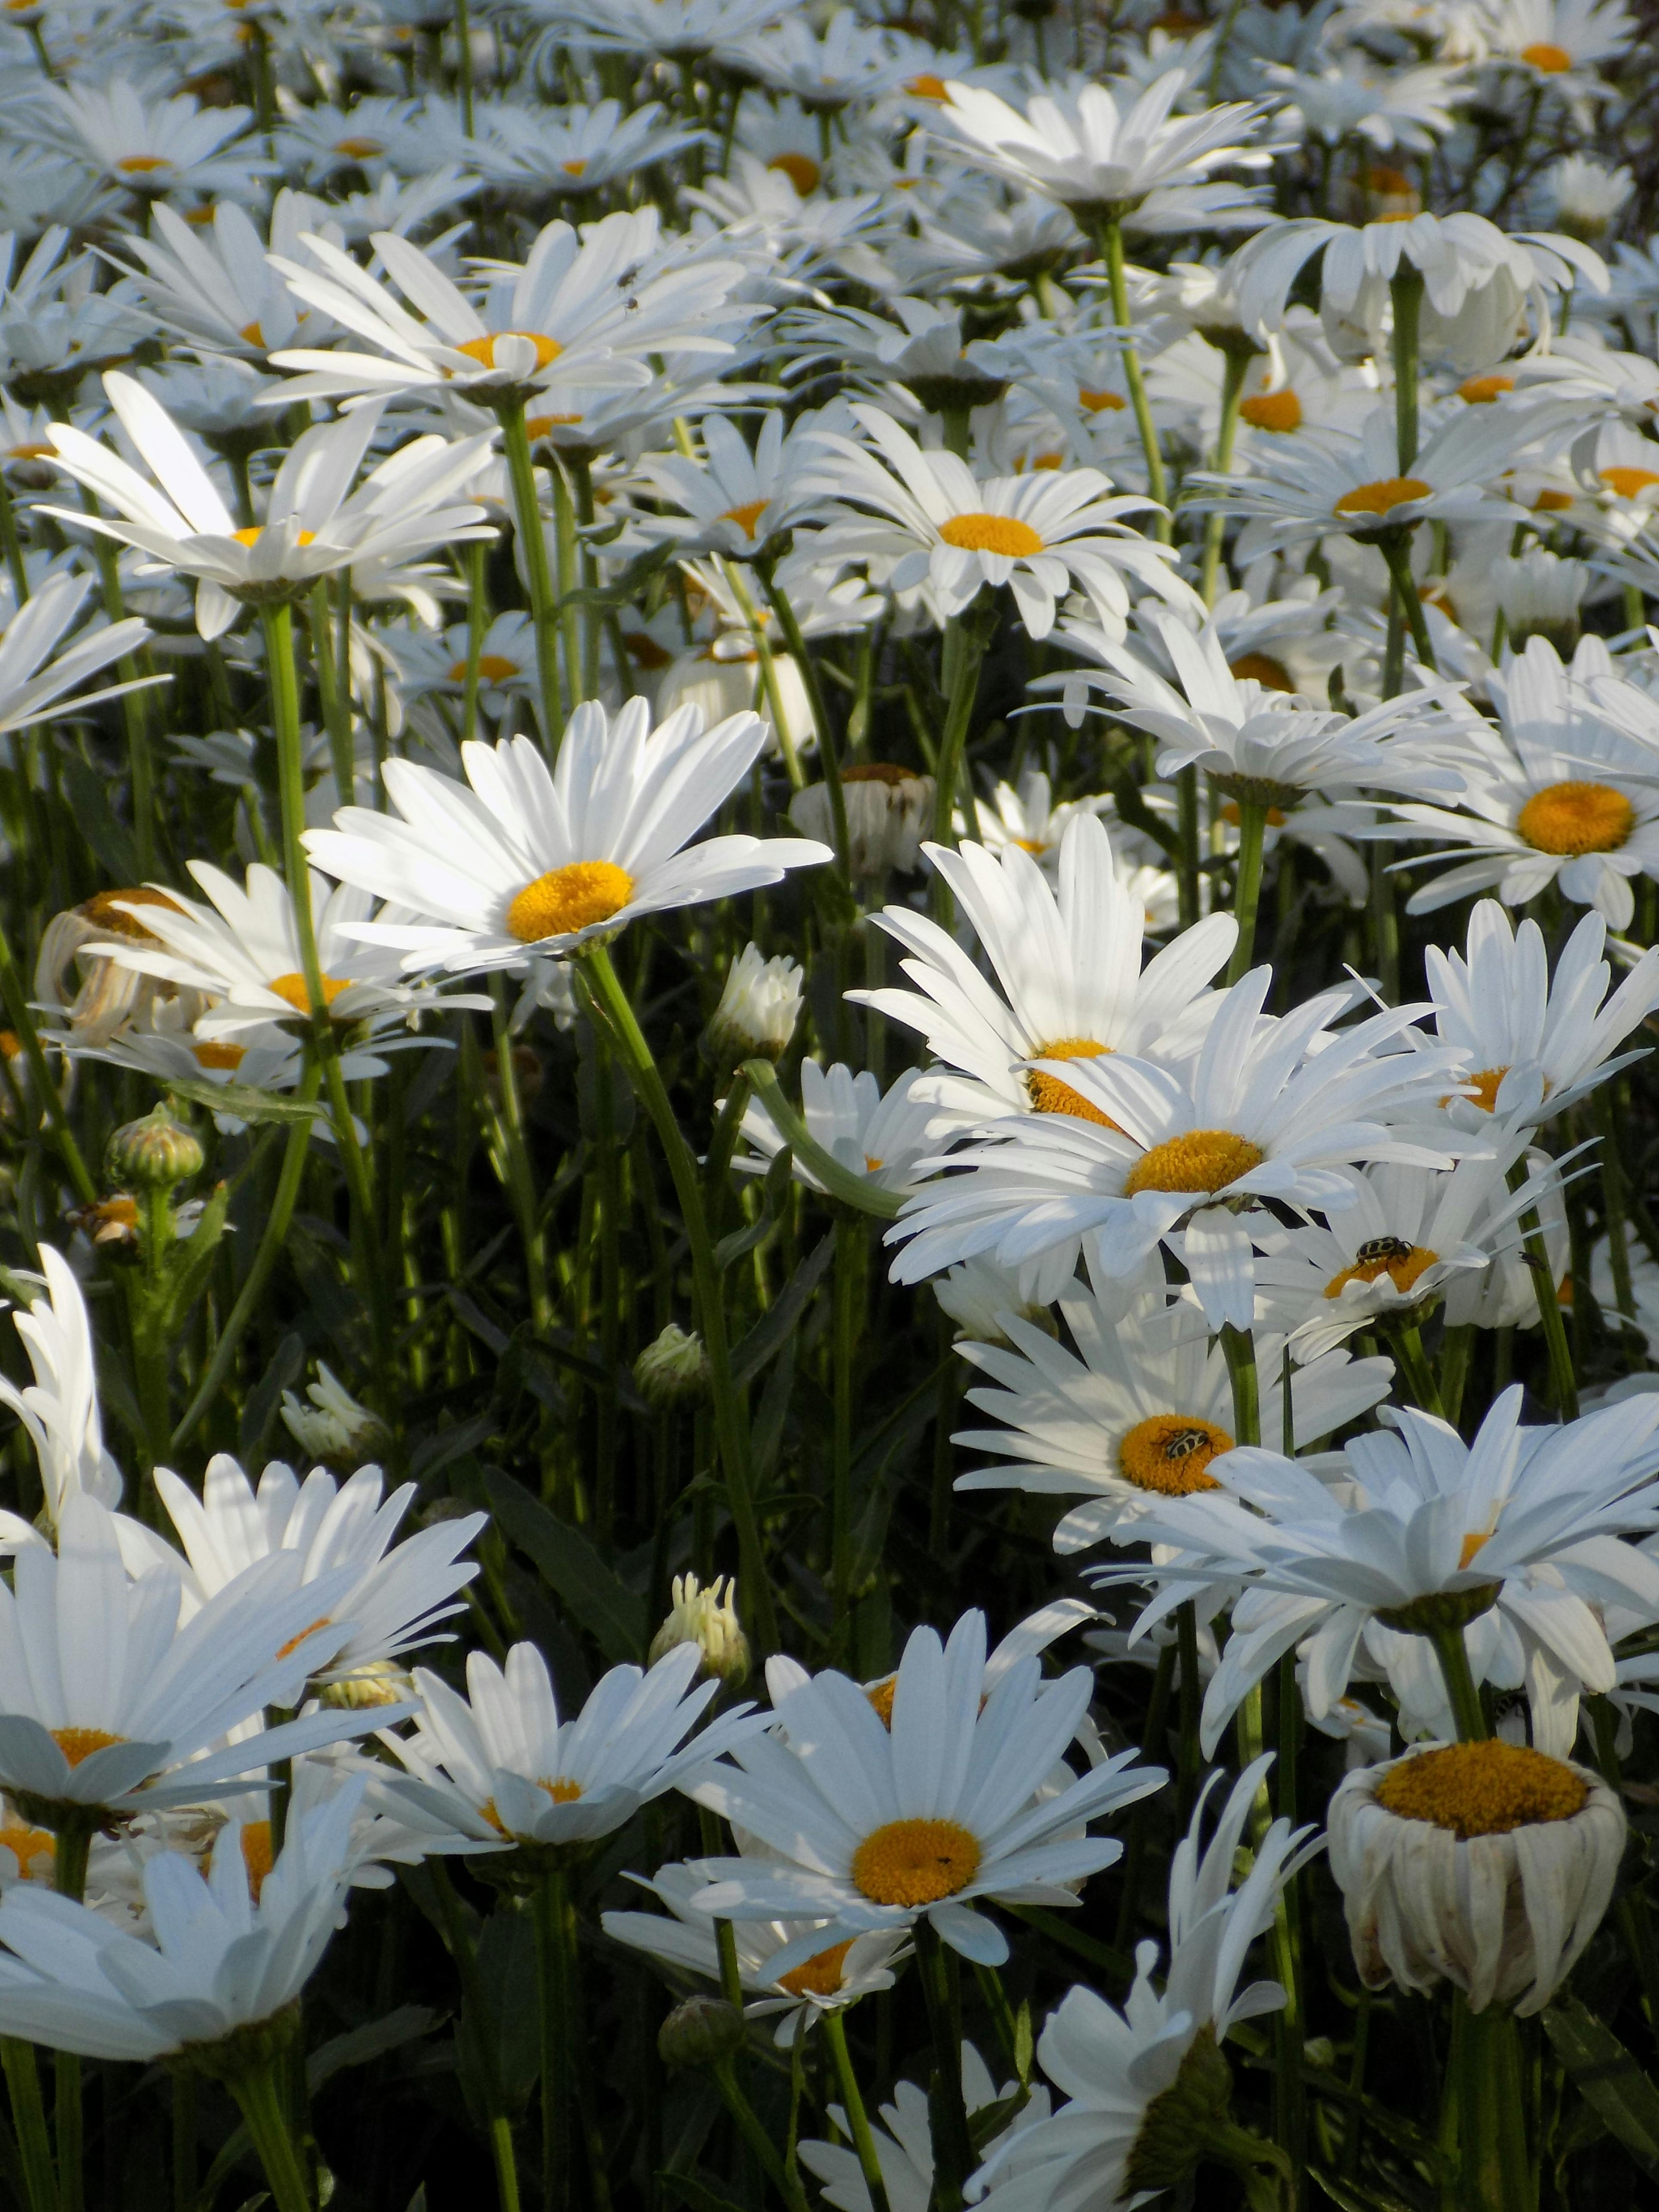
(3, 0, 1659, 2203)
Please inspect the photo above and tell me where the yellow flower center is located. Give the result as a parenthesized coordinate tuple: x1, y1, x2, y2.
(1516, 779, 1635, 855)
(851, 1818, 981, 1906)
(268, 972, 353, 1014)
(1078, 388, 1127, 413)
(1118, 1413, 1233, 1495)
(1025, 1037, 1119, 1126)
(720, 499, 770, 539)
(1226, 652, 1295, 695)
(1220, 799, 1288, 827)
(1458, 374, 1514, 404)
(777, 1939, 855, 1997)
(1240, 389, 1302, 432)
(1459, 1066, 1508, 1114)
(561, 158, 588, 176)
(525, 414, 584, 437)
(241, 1820, 274, 1902)
(231, 526, 316, 547)
(455, 331, 565, 371)
(1124, 1130, 1265, 1198)
(335, 135, 386, 158)
(866, 1677, 898, 1728)
(506, 860, 634, 943)
(768, 152, 821, 194)
(191, 1040, 245, 1071)
(116, 154, 171, 173)
(447, 653, 523, 684)
(1324, 1237, 1440, 1299)
(1459, 1528, 1494, 1569)
(1519, 38, 1572, 68)
(1532, 488, 1575, 511)
(1598, 465, 1659, 499)
(1376, 1740, 1587, 1838)
(539, 1778, 583, 1803)
(0, 1823, 54, 1877)
(51, 1728, 124, 1768)
(939, 514, 1044, 556)
(80, 886, 182, 941)
(239, 319, 265, 348)
(1334, 476, 1432, 518)
(907, 72, 950, 99)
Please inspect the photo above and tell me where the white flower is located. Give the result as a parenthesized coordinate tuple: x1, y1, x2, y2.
(1328, 1740, 1624, 2013)
(1476, 0, 1635, 79)
(0, 1249, 122, 1542)
(1547, 155, 1634, 239)
(648, 1573, 751, 1687)
(954, 1286, 1392, 1551)
(0, 570, 154, 735)
(637, 410, 840, 556)
(0, 1783, 364, 2060)
(967, 1757, 1317, 2212)
(477, 100, 702, 199)
(109, 191, 342, 362)
(280, 1365, 390, 1468)
(531, 0, 791, 62)
(386, 1640, 767, 1849)
(41, 83, 272, 203)
(705, 943, 804, 1064)
(686, 1609, 1163, 1967)
(304, 703, 830, 978)
(790, 766, 935, 880)
(735, 1063, 953, 1196)
(934, 1256, 1060, 1345)
(806, 2045, 1048, 2212)
(957, 769, 1112, 873)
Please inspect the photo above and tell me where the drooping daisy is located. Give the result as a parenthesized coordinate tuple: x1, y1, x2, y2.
(954, 1287, 1392, 1553)
(853, 814, 1237, 1127)
(304, 702, 831, 978)
(888, 970, 1459, 1323)
(802, 405, 1192, 639)
(687, 1609, 1163, 1966)
(0, 1248, 122, 1546)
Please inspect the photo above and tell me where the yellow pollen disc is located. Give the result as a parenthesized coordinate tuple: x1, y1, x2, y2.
(506, 860, 634, 944)
(1600, 465, 1659, 498)
(231, 526, 316, 546)
(1124, 1130, 1265, 1198)
(8, 443, 54, 459)
(1220, 798, 1288, 826)
(721, 498, 769, 539)
(1368, 164, 1413, 194)
(268, 971, 352, 1014)
(1240, 389, 1302, 433)
(768, 152, 821, 194)
(842, 761, 915, 786)
(907, 72, 949, 98)
(191, 1041, 245, 1071)
(51, 1727, 124, 1768)
(866, 1678, 898, 1728)
(1118, 1412, 1232, 1495)
(1458, 1066, 1508, 1114)
(864, 1155, 884, 1173)
(1226, 649, 1295, 693)
(939, 513, 1044, 556)
(1078, 388, 1127, 413)
(851, 1817, 981, 1907)
(1520, 38, 1572, 67)
(1031, 452, 1063, 471)
(239, 320, 265, 348)
(446, 653, 523, 684)
(87, 1197, 137, 1236)
(1325, 1240, 1440, 1299)
(777, 1939, 854, 1997)
(116, 154, 170, 173)
(1459, 1528, 1494, 1569)
(625, 632, 673, 670)
(275, 1616, 333, 1662)
(1459, 374, 1514, 404)
(538, 1777, 583, 1803)
(0, 1824, 54, 1875)
(79, 886, 182, 940)
(455, 331, 564, 371)
(1533, 488, 1574, 511)
(1025, 1037, 1119, 1127)
(560, 158, 588, 176)
(525, 414, 583, 436)
(334, 135, 385, 158)
(1012, 836, 1049, 854)
(1334, 476, 1432, 518)
(0, 1033, 18, 1058)
(1516, 779, 1635, 855)
(1376, 1740, 1586, 1838)
(241, 1820, 274, 1902)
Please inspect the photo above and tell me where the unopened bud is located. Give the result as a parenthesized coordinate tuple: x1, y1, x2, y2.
(649, 1572, 750, 1689)
(105, 1108, 204, 1191)
(281, 1362, 390, 1468)
(658, 1993, 745, 2069)
(702, 944, 803, 1070)
(635, 1323, 711, 1408)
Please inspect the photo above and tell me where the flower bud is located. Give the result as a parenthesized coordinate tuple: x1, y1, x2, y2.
(790, 765, 934, 881)
(317, 1659, 413, 1711)
(658, 1993, 745, 2069)
(281, 1363, 390, 1468)
(649, 1572, 750, 1689)
(105, 1107, 204, 1191)
(702, 944, 803, 1070)
(635, 1323, 711, 1408)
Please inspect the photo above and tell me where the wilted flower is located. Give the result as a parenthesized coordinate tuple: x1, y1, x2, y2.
(280, 1364, 392, 1468)
(790, 765, 935, 881)
(648, 1572, 750, 1688)
(635, 1323, 712, 1407)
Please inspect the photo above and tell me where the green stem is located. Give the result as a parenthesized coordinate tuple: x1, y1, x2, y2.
(585, 947, 778, 1656)
(1378, 530, 1437, 675)
(710, 2059, 808, 2212)
(454, 0, 475, 133)
(822, 2010, 893, 2212)
(308, 580, 353, 810)
(2, 2042, 56, 2212)
(1389, 264, 1424, 473)
(1201, 349, 1251, 606)
(490, 982, 552, 1335)
(755, 560, 850, 871)
(831, 1211, 861, 1657)
(462, 540, 488, 745)
(534, 1866, 577, 2212)
(230, 2061, 313, 2212)
(930, 602, 994, 915)
(1447, 1997, 1534, 2212)
(1505, 1156, 1577, 1419)
(1098, 217, 1169, 536)
(1221, 1325, 1260, 1445)
(915, 1923, 972, 2212)
(1596, 1086, 1638, 1323)
(1224, 797, 1268, 983)
(1389, 1322, 1444, 1417)
(1176, 1599, 1201, 1822)
(1439, 1323, 1473, 1429)
(498, 402, 565, 757)
(1176, 766, 1201, 932)
(429, 1864, 521, 2212)
(1428, 1622, 1489, 1742)
(0, 915, 96, 1205)
(550, 458, 584, 709)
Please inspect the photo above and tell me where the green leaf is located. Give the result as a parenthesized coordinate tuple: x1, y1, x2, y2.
(485, 1468, 647, 1663)
(158, 1074, 328, 1127)
(60, 750, 140, 882)
(307, 2005, 439, 2093)
(1542, 1998, 1659, 2177)
(732, 1231, 833, 1386)
(657, 2171, 748, 2212)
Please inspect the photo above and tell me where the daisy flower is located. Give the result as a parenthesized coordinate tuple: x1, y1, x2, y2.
(852, 814, 1237, 1126)
(108, 191, 341, 364)
(45, 380, 495, 641)
(636, 409, 838, 556)
(42, 83, 273, 204)
(933, 72, 1274, 233)
(955, 769, 1112, 872)
(805, 2045, 1051, 2212)
(803, 405, 1191, 639)
(954, 1288, 1393, 1553)
(1420, 898, 1659, 1128)
(1126, 1386, 1659, 1757)
(304, 702, 831, 978)
(888, 970, 1459, 1324)
(735, 1063, 958, 1197)
(967, 1758, 1318, 2212)
(0, 1248, 122, 1545)
(0, 569, 155, 734)
(686, 1609, 1164, 1967)
(604, 1858, 908, 2044)
(1380, 637, 1659, 926)
(532, 0, 792, 63)
(1477, 0, 1634, 81)
(386, 1640, 767, 1851)
(479, 100, 702, 199)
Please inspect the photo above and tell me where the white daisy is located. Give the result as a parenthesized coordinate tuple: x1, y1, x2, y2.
(108, 191, 342, 363)
(0, 1248, 122, 1545)
(0, 569, 155, 735)
(637, 409, 839, 556)
(957, 769, 1113, 872)
(735, 1063, 956, 1197)
(304, 702, 831, 978)
(805, 2045, 1051, 2212)
(41, 82, 273, 204)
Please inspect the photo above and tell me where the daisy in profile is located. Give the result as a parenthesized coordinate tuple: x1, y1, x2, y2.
(1420, 899, 1659, 1128)
(1380, 637, 1659, 927)
(109, 191, 342, 363)
(853, 814, 1237, 1127)
(735, 1063, 958, 1197)
(805, 2044, 1050, 2212)
(0, 1248, 123, 1545)
(636, 409, 839, 556)
(957, 769, 1112, 873)
(954, 1287, 1392, 1553)
(305, 701, 831, 978)
(687, 1609, 1163, 1967)
(1477, 0, 1635, 84)
(0, 570, 156, 735)
(803, 404, 1192, 639)
(968, 1758, 1318, 2212)
(888, 969, 1458, 1323)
